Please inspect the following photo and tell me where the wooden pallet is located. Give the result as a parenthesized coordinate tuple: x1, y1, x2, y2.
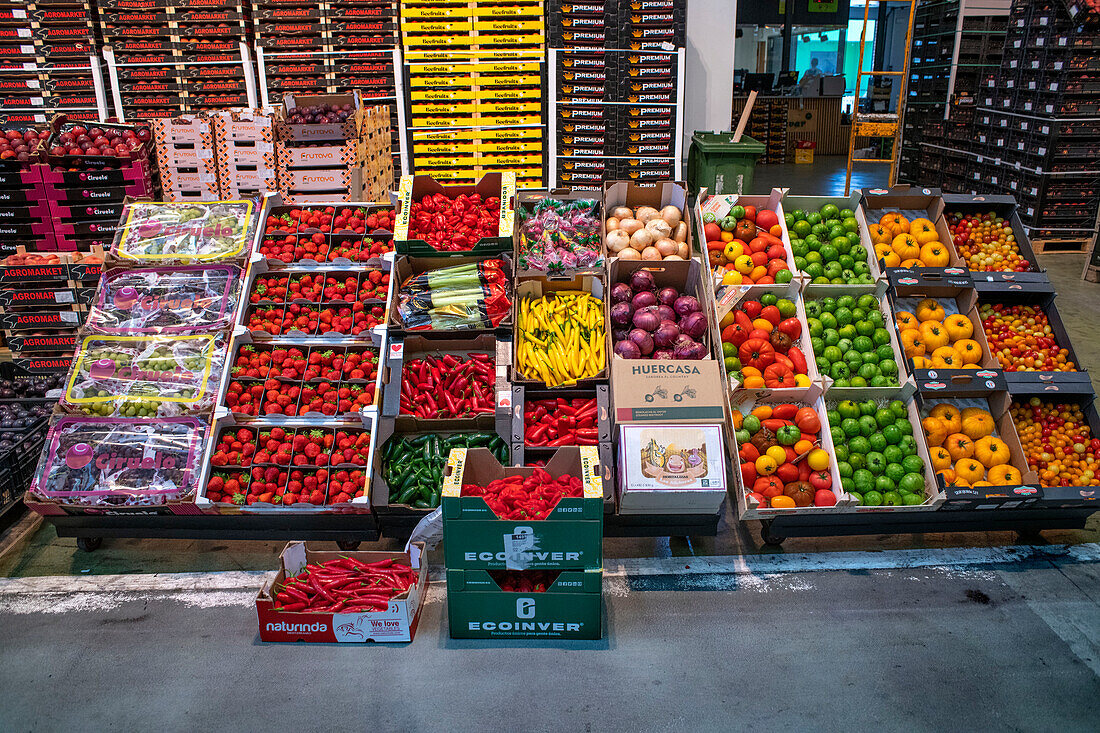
(1083, 263, 1100, 283)
(1032, 237, 1095, 255)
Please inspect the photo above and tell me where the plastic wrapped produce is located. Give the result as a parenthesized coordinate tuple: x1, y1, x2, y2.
(30, 416, 206, 507)
(86, 265, 242, 335)
(61, 334, 226, 417)
(518, 198, 603, 273)
(112, 200, 256, 264)
(396, 260, 511, 331)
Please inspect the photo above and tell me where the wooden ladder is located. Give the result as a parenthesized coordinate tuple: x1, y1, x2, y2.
(845, 0, 919, 195)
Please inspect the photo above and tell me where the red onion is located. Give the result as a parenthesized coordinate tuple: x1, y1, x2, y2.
(657, 287, 679, 306)
(655, 304, 676, 323)
(680, 311, 709, 339)
(632, 307, 660, 332)
(673, 295, 701, 317)
(610, 301, 634, 327)
(653, 320, 680, 348)
(612, 327, 630, 342)
(629, 269, 655, 292)
(614, 339, 641, 359)
(652, 349, 674, 360)
(610, 282, 633, 304)
(674, 339, 708, 360)
(628, 328, 655, 355)
(674, 333, 695, 350)
(631, 291, 657, 310)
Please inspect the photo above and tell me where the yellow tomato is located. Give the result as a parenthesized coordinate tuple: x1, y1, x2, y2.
(722, 270, 743, 286)
(806, 448, 830, 471)
(723, 240, 744, 261)
(755, 455, 778, 475)
(734, 254, 755, 275)
(765, 445, 788, 465)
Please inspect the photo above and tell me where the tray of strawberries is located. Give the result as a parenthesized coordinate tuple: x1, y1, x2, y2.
(257, 204, 396, 265)
(221, 339, 381, 418)
(201, 421, 374, 510)
(240, 265, 390, 341)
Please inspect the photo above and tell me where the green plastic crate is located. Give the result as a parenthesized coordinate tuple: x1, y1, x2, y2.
(686, 132, 764, 196)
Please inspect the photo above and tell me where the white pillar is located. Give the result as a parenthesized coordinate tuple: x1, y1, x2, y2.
(684, 0, 737, 160)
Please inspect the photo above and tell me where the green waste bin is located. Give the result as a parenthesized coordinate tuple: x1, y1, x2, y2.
(686, 132, 765, 196)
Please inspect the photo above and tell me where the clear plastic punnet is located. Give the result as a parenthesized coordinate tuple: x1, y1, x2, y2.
(86, 264, 243, 335)
(61, 333, 226, 417)
(112, 200, 256, 264)
(30, 416, 206, 507)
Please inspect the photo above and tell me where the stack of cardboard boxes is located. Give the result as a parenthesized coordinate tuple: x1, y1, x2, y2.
(275, 93, 393, 203)
(443, 446, 604, 640)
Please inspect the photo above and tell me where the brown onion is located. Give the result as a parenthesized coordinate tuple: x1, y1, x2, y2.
(605, 230, 631, 253)
(660, 205, 682, 226)
(606, 216, 620, 231)
(618, 247, 641, 260)
(610, 206, 633, 220)
(655, 238, 678, 257)
(676, 241, 690, 259)
(641, 246, 662, 260)
(635, 206, 660, 223)
(672, 221, 688, 242)
(645, 218, 673, 238)
(630, 228, 655, 250)
(619, 218, 643, 235)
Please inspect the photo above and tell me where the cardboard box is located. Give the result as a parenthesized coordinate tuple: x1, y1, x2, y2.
(824, 391, 946, 512)
(510, 384, 612, 447)
(941, 193, 1046, 284)
(256, 542, 427, 643)
(447, 568, 602, 640)
(975, 287, 1091, 387)
(617, 423, 727, 514)
(513, 189, 604, 279)
(728, 391, 851, 519)
(916, 390, 1041, 509)
(806, 286, 917, 402)
(611, 357, 726, 425)
(380, 334, 512, 434)
(887, 270, 1002, 392)
(779, 191, 886, 297)
(602, 179, 691, 262)
(393, 172, 516, 257)
(511, 273, 608, 388)
(277, 92, 364, 142)
(370, 418, 510, 514)
(858, 186, 964, 272)
(441, 446, 603, 570)
(1002, 381, 1100, 508)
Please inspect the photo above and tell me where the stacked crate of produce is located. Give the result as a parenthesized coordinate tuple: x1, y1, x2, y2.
(402, 0, 546, 187)
(151, 114, 220, 202)
(550, 0, 685, 188)
(275, 94, 393, 204)
(975, 0, 1100, 250)
(195, 194, 393, 515)
(899, 0, 1008, 185)
(443, 445, 604, 640)
(25, 199, 256, 517)
(0, 122, 50, 251)
(101, 0, 253, 121)
(212, 108, 280, 200)
(40, 117, 157, 253)
(371, 173, 515, 526)
(0, 1, 105, 124)
(252, 0, 404, 178)
(0, 251, 97, 373)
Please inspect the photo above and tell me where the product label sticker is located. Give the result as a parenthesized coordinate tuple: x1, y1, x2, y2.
(503, 526, 537, 570)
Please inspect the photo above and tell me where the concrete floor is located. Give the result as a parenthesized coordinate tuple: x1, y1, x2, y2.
(752, 155, 890, 196)
(2, 156, 1099, 729)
